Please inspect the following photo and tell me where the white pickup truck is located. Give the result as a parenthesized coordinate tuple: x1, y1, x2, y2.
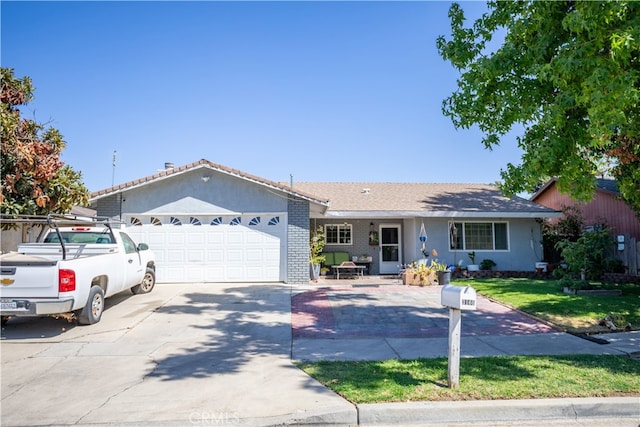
(0, 216, 156, 325)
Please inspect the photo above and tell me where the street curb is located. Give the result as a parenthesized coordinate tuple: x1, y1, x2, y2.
(356, 397, 640, 425)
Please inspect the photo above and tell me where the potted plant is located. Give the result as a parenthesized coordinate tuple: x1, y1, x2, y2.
(431, 260, 451, 285)
(467, 251, 479, 271)
(454, 259, 464, 273)
(309, 226, 326, 281)
(402, 261, 436, 286)
(480, 258, 496, 271)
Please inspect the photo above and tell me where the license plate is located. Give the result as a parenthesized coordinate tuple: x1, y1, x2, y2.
(1, 301, 17, 310)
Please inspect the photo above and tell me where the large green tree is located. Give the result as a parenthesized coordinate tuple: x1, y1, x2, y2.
(437, 1, 640, 215)
(1, 67, 89, 216)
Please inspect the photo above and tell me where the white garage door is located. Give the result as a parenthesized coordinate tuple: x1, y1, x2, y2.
(124, 214, 286, 283)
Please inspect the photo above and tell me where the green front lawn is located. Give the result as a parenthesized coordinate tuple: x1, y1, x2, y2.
(455, 278, 640, 333)
(298, 355, 640, 403)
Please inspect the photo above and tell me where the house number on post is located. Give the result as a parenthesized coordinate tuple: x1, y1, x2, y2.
(440, 285, 477, 388)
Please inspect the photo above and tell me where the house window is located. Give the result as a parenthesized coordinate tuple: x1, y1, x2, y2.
(268, 216, 280, 225)
(325, 224, 352, 245)
(449, 221, 508, 251)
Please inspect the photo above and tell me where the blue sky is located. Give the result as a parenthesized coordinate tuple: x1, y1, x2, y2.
(2, 1, 523, 193)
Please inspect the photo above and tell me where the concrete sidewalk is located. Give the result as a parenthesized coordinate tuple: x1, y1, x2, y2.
(1, 280, 638, 426)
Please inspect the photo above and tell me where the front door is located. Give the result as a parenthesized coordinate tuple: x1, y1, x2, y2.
(379, 224, 401, 274)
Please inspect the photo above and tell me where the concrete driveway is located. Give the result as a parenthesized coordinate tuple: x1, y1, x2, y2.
(1, 283, 354, 426)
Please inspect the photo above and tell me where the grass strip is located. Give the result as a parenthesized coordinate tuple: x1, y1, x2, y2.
(298, 355, 640, 403)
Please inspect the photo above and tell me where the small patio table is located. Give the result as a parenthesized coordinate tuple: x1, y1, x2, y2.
(331, 262, 366, 280)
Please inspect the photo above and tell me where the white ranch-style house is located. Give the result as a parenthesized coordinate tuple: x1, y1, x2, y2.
(90, 159, 561, 284)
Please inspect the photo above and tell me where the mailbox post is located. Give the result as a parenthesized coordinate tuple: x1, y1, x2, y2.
(440, 285, 477, 388)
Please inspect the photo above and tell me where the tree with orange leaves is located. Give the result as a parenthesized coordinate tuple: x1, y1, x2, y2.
(1, 68, 89, 216)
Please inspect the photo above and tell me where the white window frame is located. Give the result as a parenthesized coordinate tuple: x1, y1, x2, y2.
(324, 223, 353, 246)
(448, 221, 509, 251)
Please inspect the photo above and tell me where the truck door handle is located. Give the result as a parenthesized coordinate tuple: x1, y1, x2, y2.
(128, 259, 133, 264)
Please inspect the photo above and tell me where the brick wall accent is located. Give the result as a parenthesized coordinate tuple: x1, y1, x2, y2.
(287, 197, 310, 284)
(602, 273, 640, 284)
(451, 270, 640, 284)
(452, 270, 552, 280)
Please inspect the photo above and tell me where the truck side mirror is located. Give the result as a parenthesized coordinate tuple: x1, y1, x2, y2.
(137, 243, 149, 251)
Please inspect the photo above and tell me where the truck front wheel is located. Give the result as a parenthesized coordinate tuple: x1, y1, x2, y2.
(77, 286, 105, 325)
(131, 268, 155, 295)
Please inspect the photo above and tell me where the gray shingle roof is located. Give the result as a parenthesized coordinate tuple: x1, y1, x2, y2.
(292, 182, 559, 217)
(596, 178, 620, 193)
(90, 159, 329, 206)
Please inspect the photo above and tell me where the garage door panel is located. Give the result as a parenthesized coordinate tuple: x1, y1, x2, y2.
(226, 266, 244, 281)
(148, 233, 166, 246)
(188, 232, 204, 245)
(265, 250, 279, 262)
(186, 267, 204, 282)
(168, 250, 185, 262)
(207, 250, 224, 263)
(125, 213, 285, 283)
(207, 230, 224, 244)
(206, 266, 225, 282)
(245, 249, 264, 263)
(187, 249, 204, 262)
(226, 230, 244, 245)
(169, 236, 185, 246)
(246, 232, 264, 244)
(165, 266, 186, 282)
(245, 267, 263, 281)
(265, 265, 279, 278)
(226, 249, 244, 263)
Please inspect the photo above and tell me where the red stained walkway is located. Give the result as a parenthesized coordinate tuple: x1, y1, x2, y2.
(292, 283, 556, 339)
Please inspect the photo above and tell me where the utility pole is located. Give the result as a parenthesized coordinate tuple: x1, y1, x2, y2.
(112, 150, 117, 187)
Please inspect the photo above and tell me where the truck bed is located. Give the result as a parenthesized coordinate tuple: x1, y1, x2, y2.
(15, 243, 119, 259)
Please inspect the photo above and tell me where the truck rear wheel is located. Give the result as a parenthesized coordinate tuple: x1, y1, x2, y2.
(131, 268, 155, 295)
(77, 286, 105, 325)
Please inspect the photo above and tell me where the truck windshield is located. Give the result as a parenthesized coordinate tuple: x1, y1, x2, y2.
(44, 232, 113, 244)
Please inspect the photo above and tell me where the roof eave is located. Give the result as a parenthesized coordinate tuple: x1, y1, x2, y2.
(318, 210, 562, 219)
(530, 178, 557, 201)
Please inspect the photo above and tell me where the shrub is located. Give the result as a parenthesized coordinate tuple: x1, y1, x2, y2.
(555, 229, 614, 281)
(480, 259, 496, 270)
(603, 257, 625, 273)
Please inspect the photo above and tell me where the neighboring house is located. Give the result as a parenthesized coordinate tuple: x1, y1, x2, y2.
(531, 178, 640, 240)
(89, 160, 561, 284)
